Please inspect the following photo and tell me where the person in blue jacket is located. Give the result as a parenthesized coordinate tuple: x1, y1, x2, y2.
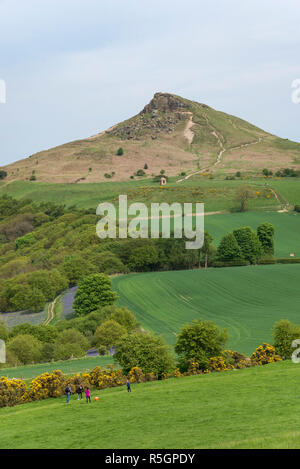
(126, 379, 132, 392)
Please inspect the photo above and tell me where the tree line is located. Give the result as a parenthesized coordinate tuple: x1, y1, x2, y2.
(0, 195, 277, 313)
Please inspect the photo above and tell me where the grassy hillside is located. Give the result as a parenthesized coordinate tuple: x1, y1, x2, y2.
(113, 265, 300, 355)
(1, 361, 300, 449)
(0, 177, 293, 211)
(2, 92, 300, 183)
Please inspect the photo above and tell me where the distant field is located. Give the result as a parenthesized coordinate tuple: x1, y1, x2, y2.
(0, 177, 288, 211)
(0, 355, 115, 381)
(113, 265, 300, 355)
(165, 210, 300, 258)
(269, 178, 300, 205)
(2, 361, 300, 449)
(204, 210, 300, 258)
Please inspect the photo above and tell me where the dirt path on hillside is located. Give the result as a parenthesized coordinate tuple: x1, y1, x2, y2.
(177, 110, 226, 182)
(177, 122, 263, 183)
(264, 183, 291, 212)
(183, 112, 195, 144)
(229, 137, 263, 152)
(211, 131, 226, 167)
(44, 294, 61, 325)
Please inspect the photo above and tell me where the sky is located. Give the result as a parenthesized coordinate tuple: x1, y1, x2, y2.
(0, 0, 300, 165)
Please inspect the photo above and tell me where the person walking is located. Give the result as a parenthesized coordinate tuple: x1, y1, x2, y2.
(85, 387, 91, 403)
(65, 384, 72, 404)
(77, 384, 83, 400)
(126, 379, 131, 393)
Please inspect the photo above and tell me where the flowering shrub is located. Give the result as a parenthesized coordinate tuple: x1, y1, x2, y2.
(129, 366, 145, 383)
(250, 343, 282, 365)
(89, 365, 126, 389)
(0, 341, 285, 409)
(66, 373, 90, 393)
(29, 370, 65, 400)
(222, 350, 253, 369)
(144, 372, 157, 382)
(0, 377, 27, 408)
(88, 366, 103, 386)
(209, 356, 234, 372)
(186, 360, 202, 375)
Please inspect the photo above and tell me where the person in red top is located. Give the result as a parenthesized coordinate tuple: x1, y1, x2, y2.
(85, 387, 91, 403)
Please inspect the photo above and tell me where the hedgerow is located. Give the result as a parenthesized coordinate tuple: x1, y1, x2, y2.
(0, 342, 283, 409)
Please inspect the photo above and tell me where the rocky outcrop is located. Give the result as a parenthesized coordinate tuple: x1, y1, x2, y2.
(107, 92, 190, 140)
(141, 92, 189, 114)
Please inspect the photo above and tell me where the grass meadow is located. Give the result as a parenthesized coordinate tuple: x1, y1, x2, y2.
(1, 361, 300, 449)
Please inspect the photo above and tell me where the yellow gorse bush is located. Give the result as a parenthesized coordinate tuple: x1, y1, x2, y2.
(209, 356, 234, 372)
(65, 373, 90, 393)
(221, 350, 253, 369)
(0, 377, 27, 408)
(29, 370, 65, 400)
(0, 343, 283, 409)
(129, 366, 145, 383)
(89, 365, 127, 389)
(250, 343, 282, 365)
(186, 360, 202, 375)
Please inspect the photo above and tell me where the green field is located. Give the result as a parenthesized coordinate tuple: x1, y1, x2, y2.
(164, 210, 300, 258)
(269, 178, 300, 206)
(0, 177, 290, 211)
(2, 361, 300, 449)
(0, 356, 115, 381)
(204, 210, 300, 258)
(113, 264, 300, 355)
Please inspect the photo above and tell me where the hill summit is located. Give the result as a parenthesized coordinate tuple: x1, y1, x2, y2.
(2, 92, 300, 183)
(108, 93, 191, 140)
